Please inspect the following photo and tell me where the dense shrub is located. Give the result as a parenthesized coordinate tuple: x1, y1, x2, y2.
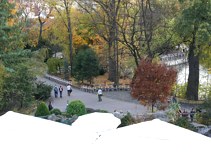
(66, 100, 87, 116)
(196, 112, 211, 125)
(195, 100, 211, 125)
(173, 83, 187, 99)
(99, 66, 107, 75)
(47, 58, 63, 74)
(72, 46, 100, 83)
(34, 82, 52, 100)
(86, 108, 108, 113)
(198, 85, 211, 100)
(167, 102, 181, 123)
(35, 102, 50, 117)
(50, 108, 62, 115)
(173, 117, 197, 132)
(118, 112, 135, 128)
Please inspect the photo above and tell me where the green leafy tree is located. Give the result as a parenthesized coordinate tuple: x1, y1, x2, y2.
(0, 0, 24, 52)
(33, 82, 52, 101)
(72, 46, 100, 83)
(1, 64, 35, 112)
(175, 0, 211, 100)
(0, 1, 37, 114)
(46, 58, 63, 74)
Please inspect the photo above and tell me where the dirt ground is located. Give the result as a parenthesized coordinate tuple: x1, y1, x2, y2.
(92, 73, 131, 85)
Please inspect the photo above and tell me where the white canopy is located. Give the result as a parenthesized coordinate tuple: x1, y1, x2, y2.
(72, 112, 121, 134)
(94, 119, 211, 152)
(0, 111, 95, 152)
(0, 111, 211, 152)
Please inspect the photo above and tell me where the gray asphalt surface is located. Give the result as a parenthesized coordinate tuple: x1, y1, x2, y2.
(38, 77, 149, 116)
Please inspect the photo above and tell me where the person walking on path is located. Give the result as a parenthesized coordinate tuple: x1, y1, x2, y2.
(190, 108, 195, 122)
(67, 83, 72, 96)
(172, 94, 177, 103)
(54, 85, 59, 98)
(48, 101, 53, 111)
(59, 86, 63, 98)
(97, 88, 103, 101)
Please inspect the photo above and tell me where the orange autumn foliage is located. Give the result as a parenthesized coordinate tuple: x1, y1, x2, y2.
(7, 1, 18, 26)
(130, 58, 177, 110)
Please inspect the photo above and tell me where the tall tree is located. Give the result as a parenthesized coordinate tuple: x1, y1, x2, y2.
(175, 0, 211, 100)
(72, 45, 100, 83)
(0, 0, 36, 114)
(50, 0, 74, 76)
(118, 0, 180, 66)
(76, 0, 121, 85)
(0, 0, 24, 52)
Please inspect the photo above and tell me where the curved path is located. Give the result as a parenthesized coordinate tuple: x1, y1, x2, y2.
(38, 77, 149, 116)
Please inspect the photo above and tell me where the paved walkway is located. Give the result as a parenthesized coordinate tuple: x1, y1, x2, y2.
(38, 77, 149, 116)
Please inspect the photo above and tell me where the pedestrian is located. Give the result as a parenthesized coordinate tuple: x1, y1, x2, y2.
(54, 85, 58, 98)
(67, 83, 72, 96)
(182, 109, 188, 118)
(48, 101, 53, 111)
(190, 108, 195, 122)
(172, 94, 177, 103)
(97, 88, 103, 101)
(59, 86, 63, 98)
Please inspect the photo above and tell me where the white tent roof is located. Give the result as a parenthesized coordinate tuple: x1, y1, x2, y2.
(94, 119, 211, 152)
(0, 111, 96, 152)
(0, 111, 211, 152)
(72, 112, 121, 134)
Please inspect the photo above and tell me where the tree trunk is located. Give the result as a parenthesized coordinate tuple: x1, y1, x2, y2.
(108, 57, 117, 82)
(186, 26, 199, 101)
(108, 0, 119, 85)
(186, 45, 199, 100)
(151, 101, 155, 113)
(64, 0, 73, 77)
(38, 16, 44, 47)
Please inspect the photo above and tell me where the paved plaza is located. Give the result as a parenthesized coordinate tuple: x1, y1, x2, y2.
(38, 77, 149, 116)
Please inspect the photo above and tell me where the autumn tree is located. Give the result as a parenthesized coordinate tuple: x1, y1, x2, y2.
(26, 0, 53, 48)
(118, 0, 180, 66)
(76, 0, 121, 85)
(0, 0, 24, 52)
(130, 58, 177, 112)
(0, 1, 38, 114)
(49, 0, 74, 76)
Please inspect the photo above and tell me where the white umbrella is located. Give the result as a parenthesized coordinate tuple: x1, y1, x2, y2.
(94, 119, 211, 152)
(0, 111, 96, 152)
(72, 112, 121, 134)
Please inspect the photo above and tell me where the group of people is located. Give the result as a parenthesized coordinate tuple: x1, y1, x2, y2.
(179, 108, 195, 122)
(53, 83, 72, 98)
(54, 82, 103, 102)
(52, 82, 103, 113)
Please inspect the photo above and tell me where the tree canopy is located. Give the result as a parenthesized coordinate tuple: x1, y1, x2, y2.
(131, 58, 177, 112)
(174, 0, 211, 100)
(72, 45, 100, 83)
